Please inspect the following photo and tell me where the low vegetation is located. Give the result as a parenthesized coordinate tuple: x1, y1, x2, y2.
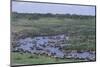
(11, 12, 96, 65)
(11, 52, 86, 65)
(11, 12, 96, 51)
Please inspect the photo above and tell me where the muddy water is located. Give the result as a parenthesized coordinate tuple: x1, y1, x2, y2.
(13, 34, 95, 60)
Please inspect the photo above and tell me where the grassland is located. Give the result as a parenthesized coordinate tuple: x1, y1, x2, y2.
(11, 13, 96, 51)
(11, 13, 96, 65)
(11, 52, 86, 65)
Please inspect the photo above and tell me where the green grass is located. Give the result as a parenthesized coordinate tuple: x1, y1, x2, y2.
(11, 14, 96, 65)
(11, 18, 95, 33)
(11, 16, 96, 51)
(11, 52, 85, 65)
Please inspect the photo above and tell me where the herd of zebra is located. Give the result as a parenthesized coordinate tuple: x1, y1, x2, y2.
(11, 34, 95, 61)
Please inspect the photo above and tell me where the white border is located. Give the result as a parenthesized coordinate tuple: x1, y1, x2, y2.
(23, 0, 96, 5)
(0, 0, 100, 67)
